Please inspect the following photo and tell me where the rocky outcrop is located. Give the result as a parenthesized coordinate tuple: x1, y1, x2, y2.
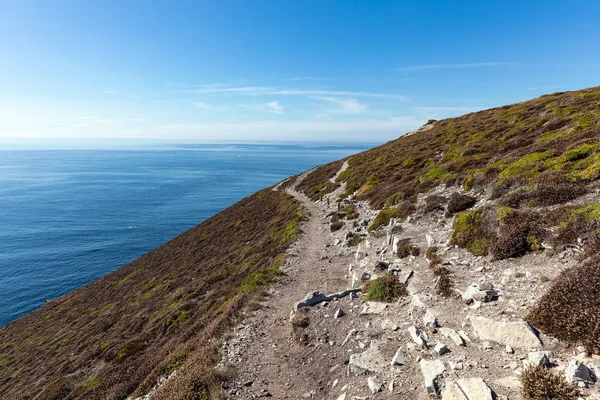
(441, 377, 495, 400)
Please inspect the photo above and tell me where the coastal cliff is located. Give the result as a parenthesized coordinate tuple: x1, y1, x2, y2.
(3, 86, 600, 399)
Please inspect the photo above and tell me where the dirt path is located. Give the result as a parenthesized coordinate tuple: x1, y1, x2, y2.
(222, 171, 352, 399)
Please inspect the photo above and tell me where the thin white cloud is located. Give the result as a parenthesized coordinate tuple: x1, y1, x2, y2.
(151, 116, 422, 142)
(239, 101, 285, 114)
(184, 85, 408, 101)
(395, 62, 513, 71)
(313, 97, 367, 118)
(193, 102, 215, 110)
(287, 76, 338, 81)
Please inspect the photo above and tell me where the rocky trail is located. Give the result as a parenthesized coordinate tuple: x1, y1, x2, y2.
(221, 165, 600, 400)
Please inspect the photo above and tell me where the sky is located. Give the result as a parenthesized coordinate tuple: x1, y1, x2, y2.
(0, 0, 599, 143)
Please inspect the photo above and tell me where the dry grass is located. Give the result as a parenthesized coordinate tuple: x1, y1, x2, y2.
(0, 189, 304, 399)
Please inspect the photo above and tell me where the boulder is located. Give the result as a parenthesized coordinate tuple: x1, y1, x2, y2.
(419, 359, 446, 396)
(565, 360, 596, 386)
(398, 269, 414, 286)
(441, 377, 494, 400)
(468, 316, 541, 348)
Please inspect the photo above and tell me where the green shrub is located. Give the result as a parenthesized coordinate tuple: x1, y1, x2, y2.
(166, 310, 190, 326)
(363, 274, 407, 303)
(242, 257, 285, 293)
(340, 204, 359, 220)
(450, 208, 495, 256)
(521, 365, 579, 400)
(526, 255, 600, 354)
(369, 202, 414, 231)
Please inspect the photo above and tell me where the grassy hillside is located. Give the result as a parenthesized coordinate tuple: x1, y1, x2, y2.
(0, 189, 303, 399)
(301, 85, 600, 355)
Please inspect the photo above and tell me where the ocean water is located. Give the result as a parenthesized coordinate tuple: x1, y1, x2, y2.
(0, 142, 373, 326)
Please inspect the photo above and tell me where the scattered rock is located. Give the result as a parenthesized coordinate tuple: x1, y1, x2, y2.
(336, 393, 346, 400)
(408, 326, 428, 348)
(494, 376, 521, 390)
(440, 327, 465, 347)
(565, 360, 596, 386)
(525, 351, 551, 368)
(462, 283, 498, 304)
(434, 343, 450, 356)
(423, 309, 439, 328)
(367, 377, 382, 393)
(295, 289, 361, 309)
(505, 345, 514, 354)
(397, 269, 414, 285)
(361, 302, 388, 315)
(441, 377, 495, 400)
(341, 329, 357, 346)
(381, 319, 399, 331)
(419, 359, 446, 396)
(333, 308, 345, 319)
(391, 348, 406, 366)
(468, 316, 541, 348)
(348, 341, 387, 375)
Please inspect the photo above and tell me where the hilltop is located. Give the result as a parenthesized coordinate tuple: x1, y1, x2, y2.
(2, 86, 600, 399)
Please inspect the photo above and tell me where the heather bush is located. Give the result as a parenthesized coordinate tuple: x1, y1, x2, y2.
(491, 211, 545, 260)
(425, 246, 442, 266)
(339, 204, 359, 220)
(526, 255, 600, 354)
(424, 195, 446, 213)
(330, 221, 344, 232)
(521, 365, 579, 400)
(363, 273, 407, 302)
(395, 238, 420, 258)
(435, 267, 453, 297)
(446, 192, 477, 216)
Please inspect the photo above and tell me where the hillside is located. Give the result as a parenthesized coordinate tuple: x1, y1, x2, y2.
(2, 85, 600, 400)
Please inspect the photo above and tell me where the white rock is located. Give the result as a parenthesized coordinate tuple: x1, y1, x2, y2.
(423, 309, 439, 328)
(391, 348, 406, 366)
(457, 330, 472, 343)
(449, 361, 463, 371)
(525, 351, 551, 368)
(367, 377, 382, 393)
(419, 359, 446, 396)
(336, 393, 346, 400)
(442, 377, 494, 400)
(426, 233, 435, 247)
(494, 376, 522, 390)
(505, 345, 514, 354)
(361, 302, 388, 315)
(381, 319, 399, 331)
(565, 360, 596, 386)
(434, 343, 450, 356)
(348, 341, 387, 375)
(408, 326, 428, 348)
(468, 316, 541, 349)
(398, 269, 414, 286)
(334, 308, 345, 319)
(440, 327, 465, 347)
(341, 329, 357, 346)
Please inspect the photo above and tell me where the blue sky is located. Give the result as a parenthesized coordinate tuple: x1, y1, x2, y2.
(1, 0, 599, 143)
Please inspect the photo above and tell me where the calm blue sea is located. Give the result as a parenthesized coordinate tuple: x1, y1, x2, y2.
(0, 142, 372, 326)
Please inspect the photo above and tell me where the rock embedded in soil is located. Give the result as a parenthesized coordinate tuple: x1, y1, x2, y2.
(441, 377, 495, 400)
(468, 315, 541, 348)
(367, 376, 382, 393)
(419, 359, 446, 396)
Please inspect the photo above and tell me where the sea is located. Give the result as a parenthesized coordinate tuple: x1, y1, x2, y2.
(0, 141, 374, 327)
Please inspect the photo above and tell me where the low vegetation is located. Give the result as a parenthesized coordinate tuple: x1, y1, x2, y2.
(395, 238, 420, 258)
(369, 202, 414, 231)
(362, 273, 407, 302)
(0, 189, 304, 399)
(521, 365, 580, 400)
(526, 255, 600, 354)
